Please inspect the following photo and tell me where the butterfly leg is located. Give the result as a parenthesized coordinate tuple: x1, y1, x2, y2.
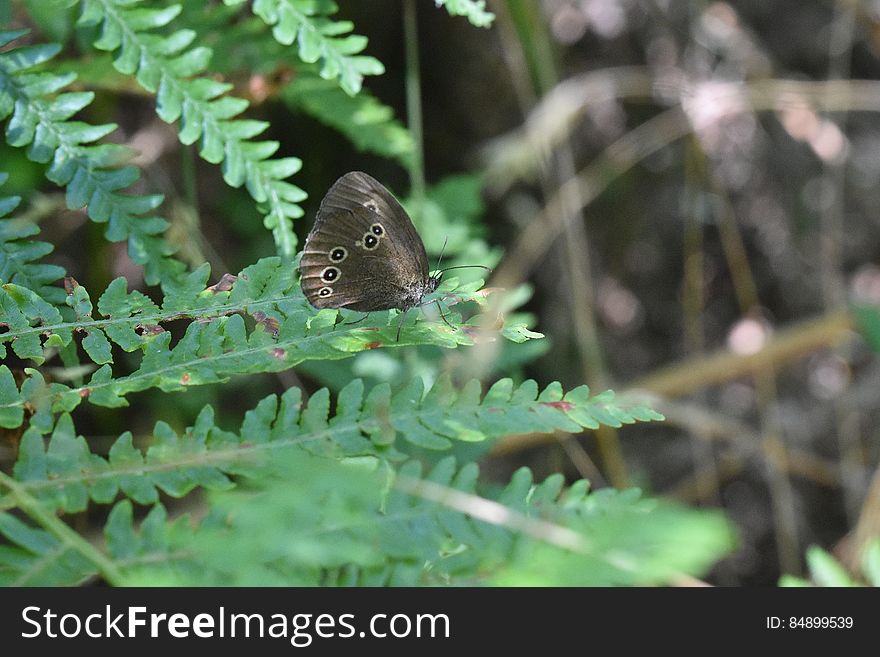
(435, 298, 455, 329)
(341, 313, 370, 326)
(395, 309, 410, 342)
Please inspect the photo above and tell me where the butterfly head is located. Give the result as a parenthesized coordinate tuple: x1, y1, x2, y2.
(428, 272, 442, 293)
(398, 273, 442, 311)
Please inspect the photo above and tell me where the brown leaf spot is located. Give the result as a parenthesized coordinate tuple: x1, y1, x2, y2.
(365, 341, 383, 349)
(252, 311, 280, 337)
(63, 277, 79, 295)
(248, 75, 272, 104)
(272, 348, 286, 359)
(181, 373, 191, 385)
(541, 401, 573, 411)
(245, 67, 295, 104)
(137, 324, 165, 336)
(79, 388, 90, 399)
(207, 273, 237, 293)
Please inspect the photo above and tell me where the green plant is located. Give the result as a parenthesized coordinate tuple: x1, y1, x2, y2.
(0, 1, 734, 586)
(779, 542, 880, 587)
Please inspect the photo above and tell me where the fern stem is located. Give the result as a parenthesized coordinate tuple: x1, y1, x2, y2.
(0, 471, 125, 585)
(396, 474, 589, 552)
(403, 0, 426, 212)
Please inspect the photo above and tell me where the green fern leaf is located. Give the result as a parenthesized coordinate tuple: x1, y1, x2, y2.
(282, 69, 413, 164)
(0, 366, 25, 429)
(0, 282, 67, 363)
(779, 541, 880, 587)
(191, 12, 411, 165)
(2, 257, 542, 418)
(105, 501, 171, 566)
(1, 406, 720, 587)
(0, 512, 96, 585)
(0, 31, 185, 285)
(8, 373, 661, 514)
(71, 0, 308, 257)
(243, 0, 385, 96)
(117, 452, 730, 586)
(435, 0, 495, 27)
(0, 173, 66, 305)
(0, 499, 172, 586)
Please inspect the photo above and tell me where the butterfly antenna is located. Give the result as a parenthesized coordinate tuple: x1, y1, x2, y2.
(432, 236, 449, 276)
(436, 264, 493, 274)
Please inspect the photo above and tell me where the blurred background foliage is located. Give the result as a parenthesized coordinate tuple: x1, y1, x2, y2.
(2, 0, 880, 586)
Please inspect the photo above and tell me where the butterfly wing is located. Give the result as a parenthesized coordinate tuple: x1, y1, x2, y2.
(315, 171, 430, 275)
(300, 172, 432, 312)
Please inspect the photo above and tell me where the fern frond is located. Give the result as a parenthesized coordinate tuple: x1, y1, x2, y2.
(435, 0, 495, 27)
(0, 172, 66, 305)
(225, 0, 385, 96)
(204, 451, 730, 586)
(281, 68, 413, 165)
(0, 30, 185, 285)
(5, 373, 660, 513)
(0, 498, 168, 586)
(1, 450, 729, 586)
(180, 10, 412, 165)
(376, 458, 730, 586)
(71, 0, 307, 258)
(0, 511, 96, 585)
(0, 257, 543, 422)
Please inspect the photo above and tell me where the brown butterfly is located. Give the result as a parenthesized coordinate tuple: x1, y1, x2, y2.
(300, 172, 489, 337)
(300, 171, 440, 313)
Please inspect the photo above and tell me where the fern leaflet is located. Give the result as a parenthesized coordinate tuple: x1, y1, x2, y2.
(1, 257, 542, 425)
(0, 172, 66, 306)
(0, 30, 185, 285)
(225, 0, 385, 96)
(435, 0, 495, 27)
(1, 450, 729, 586)
(70, 0, 307, 257)
(4, 373, 662, 513)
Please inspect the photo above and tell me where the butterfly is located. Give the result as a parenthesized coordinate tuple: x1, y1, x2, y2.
(300, 171, 441, 314)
